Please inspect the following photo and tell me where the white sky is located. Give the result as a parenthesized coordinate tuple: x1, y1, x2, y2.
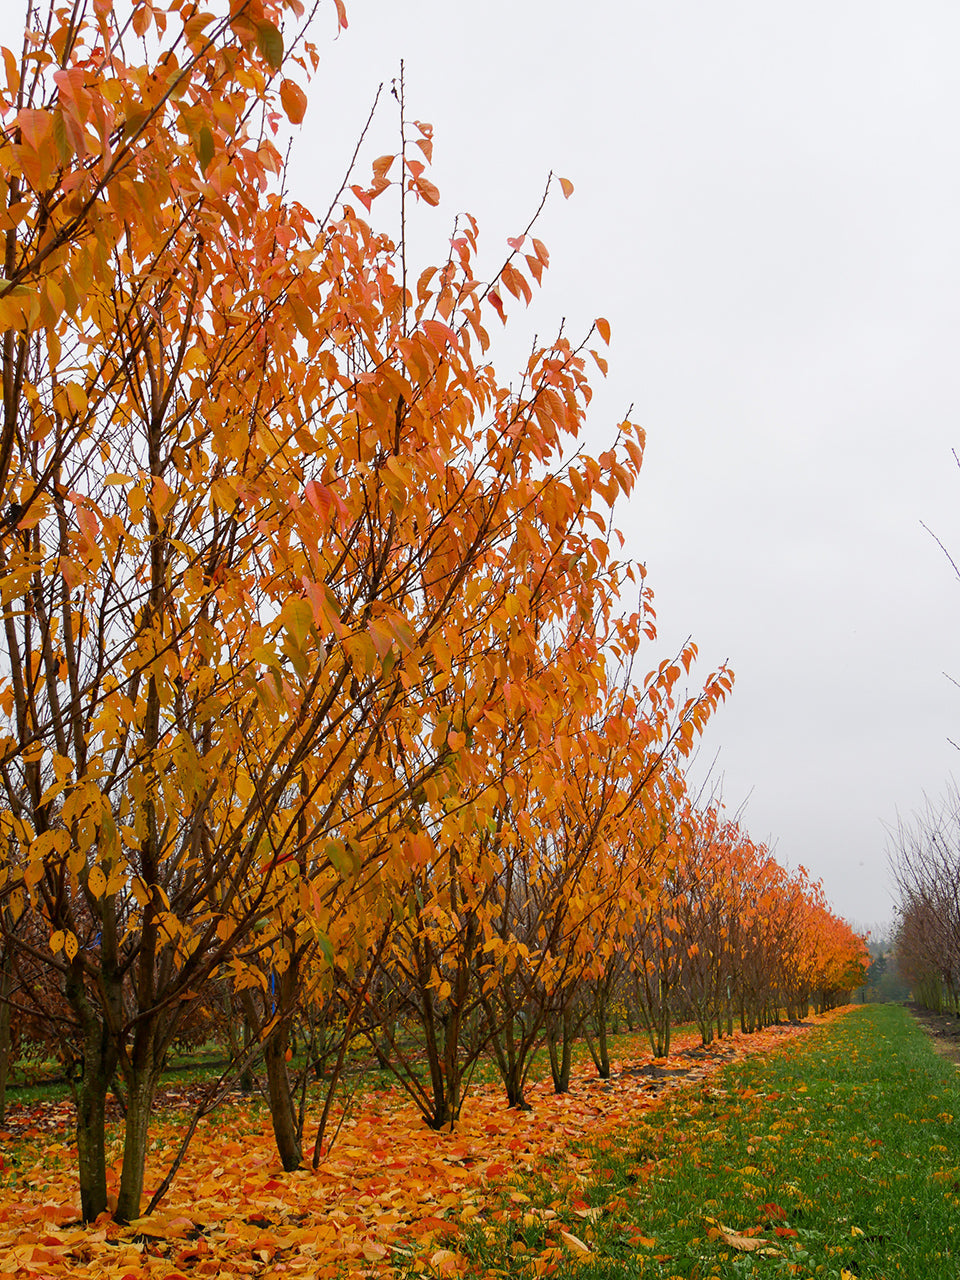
(291, 0, 960, 931)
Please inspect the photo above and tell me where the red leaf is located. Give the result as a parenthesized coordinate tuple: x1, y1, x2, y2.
(417, 1216, 450, 1233)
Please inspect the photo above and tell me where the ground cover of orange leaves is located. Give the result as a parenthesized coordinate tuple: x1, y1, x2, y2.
(0, 1021, 821, 1279)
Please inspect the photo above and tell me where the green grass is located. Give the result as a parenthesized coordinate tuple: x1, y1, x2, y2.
(0, 1022, 673, 1115)
(458, 1004, 960, 1278)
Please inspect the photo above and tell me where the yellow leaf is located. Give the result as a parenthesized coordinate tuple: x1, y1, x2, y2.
(23, 860, 44, 890)
(63, 931, 78, 961)
(105, 869, 126, 895)
(0, 287, 39, 332)
(87, 864, 107, 898)
(53, 382, 87, 418)
(52, 754, 73, 782)
(281, 596, 313, 648)
(559, 1229, 591, 1255)
(49, 930, 64, 954)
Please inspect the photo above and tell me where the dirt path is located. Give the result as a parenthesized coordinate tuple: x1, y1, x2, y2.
(903, 999, 960, 1068)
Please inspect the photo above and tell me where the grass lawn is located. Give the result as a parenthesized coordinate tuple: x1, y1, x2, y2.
(462, 1003, 959, 1279)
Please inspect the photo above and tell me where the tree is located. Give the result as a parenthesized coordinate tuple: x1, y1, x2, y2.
(0, 0, 668, 1221)
(891, 789, 960, 1013)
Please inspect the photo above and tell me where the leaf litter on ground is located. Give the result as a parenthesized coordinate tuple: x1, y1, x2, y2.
(0, 1021, 820, 1279)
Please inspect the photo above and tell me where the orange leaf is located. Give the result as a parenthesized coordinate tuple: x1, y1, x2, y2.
(717, 1227, 776, 1253)
(16, 108, 53, 151)
(595, 316, 611, 345)
(421, 319, 458, 349)
(280, 79, 308, 124)
(429, 1250, 459, 1276)
(488, 289, 506, 324)
(414, 175, 440, 206)
(558, 175, 574, 198)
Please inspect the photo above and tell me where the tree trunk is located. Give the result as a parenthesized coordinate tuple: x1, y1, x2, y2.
(503, 1060, 530, 1110)
(76, 1068, 110, 1223)
(485, 1003, 534, 1111)
(547, 1007, 573, 1093)
(116, 1066, 160, 1222)
(264, 1030, 303, 1170)
(584, 1020, 610, 1079)
(67, 959, 119, 1223)
(240, 1018, 256, 1094)
(0, 941, 12, 1124)
(592, 988, 611, 1079)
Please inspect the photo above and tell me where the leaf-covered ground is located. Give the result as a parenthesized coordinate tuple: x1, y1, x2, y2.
(0, 1022, 816, 1278)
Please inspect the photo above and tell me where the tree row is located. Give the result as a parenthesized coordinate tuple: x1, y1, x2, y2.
(0, 0, 864, 1222)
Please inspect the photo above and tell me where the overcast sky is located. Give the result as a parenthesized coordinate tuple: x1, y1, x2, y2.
(290, 0, 960, 931)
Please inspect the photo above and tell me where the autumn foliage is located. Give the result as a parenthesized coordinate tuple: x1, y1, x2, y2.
(0, 0, 866, 1234)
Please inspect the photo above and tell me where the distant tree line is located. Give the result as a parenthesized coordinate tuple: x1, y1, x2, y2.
(892, 787, 960, 1013)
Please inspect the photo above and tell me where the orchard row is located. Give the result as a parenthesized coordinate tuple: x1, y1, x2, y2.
(0, 0, 865, 1223)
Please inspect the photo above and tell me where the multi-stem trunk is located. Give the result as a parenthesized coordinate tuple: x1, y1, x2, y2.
(0, 940, 12, 1124)
(546, 1005, 573, 1093)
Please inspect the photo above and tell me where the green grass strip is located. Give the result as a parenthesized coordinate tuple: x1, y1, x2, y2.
(461, 1005, 960, 1279)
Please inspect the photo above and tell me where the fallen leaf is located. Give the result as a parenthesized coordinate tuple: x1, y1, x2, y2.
(559, 1228, 591, 1254)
